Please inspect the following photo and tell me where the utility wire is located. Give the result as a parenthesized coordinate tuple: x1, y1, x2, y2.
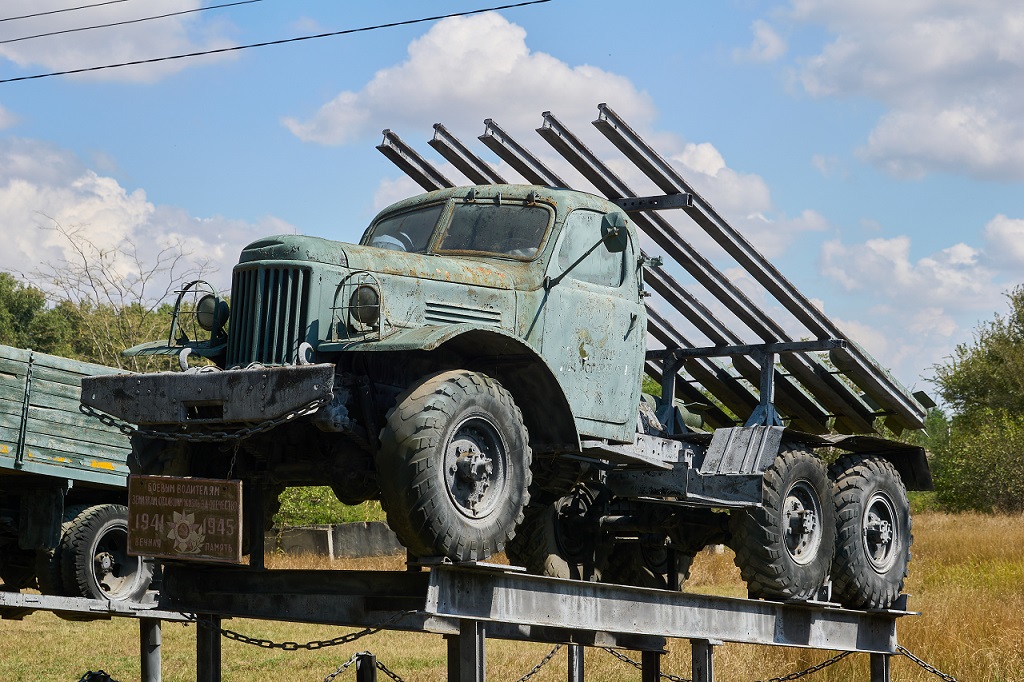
(0, 0, 552, 85)
(0, 0, 133, 24)
(1, 0, 263, 46)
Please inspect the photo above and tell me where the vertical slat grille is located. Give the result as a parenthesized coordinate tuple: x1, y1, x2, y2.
(227, 267, 309, 367)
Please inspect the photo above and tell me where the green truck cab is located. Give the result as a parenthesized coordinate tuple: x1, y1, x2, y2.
(83, 184, 930, 610)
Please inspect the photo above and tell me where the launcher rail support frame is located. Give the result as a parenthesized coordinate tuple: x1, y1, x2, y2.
(376, 108, 928, 436)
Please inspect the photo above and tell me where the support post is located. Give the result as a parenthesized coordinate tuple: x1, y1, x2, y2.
(567, 644, 584, 682)
(450, 620, 486, 682)
(196, 614, 222, 682)
(248, 482, 265, 570)
(690, 639, 718, 682)
(139, 618, 161, 682)
(356, 652, 378, 682)
(641, 650, 662, 682)
(870, 653, 891, 682)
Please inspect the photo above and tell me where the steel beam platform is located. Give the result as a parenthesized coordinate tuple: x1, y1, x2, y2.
(158, 563, 908, 681)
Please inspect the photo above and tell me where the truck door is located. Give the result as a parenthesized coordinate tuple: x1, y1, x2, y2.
(541, 209, 643, 439)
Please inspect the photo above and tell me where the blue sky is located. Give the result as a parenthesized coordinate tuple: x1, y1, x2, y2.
(1, 0, 1023, 396)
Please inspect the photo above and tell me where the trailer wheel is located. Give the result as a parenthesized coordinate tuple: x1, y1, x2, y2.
(829, 455, 912, 609)
(731, 446, 835, 601)
(605, 537, 696, 591)
(35, 504, 89, 596)
(60, 504, 153, 602)
(377, 370, 531, 561)
(505, 487, 605, 580)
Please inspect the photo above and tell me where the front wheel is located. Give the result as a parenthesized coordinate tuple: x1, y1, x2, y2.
(829, 455, 912, 609)
(376, 370, 532, 561)
(731, 446, 835, 601)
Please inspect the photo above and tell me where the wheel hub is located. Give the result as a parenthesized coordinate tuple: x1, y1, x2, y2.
(782, 481, 823, 565)
(453, 446, 494, 509)
(862, 492, 899, 572)
(94, 551, 115, 575)
(444, 416, 508, 520)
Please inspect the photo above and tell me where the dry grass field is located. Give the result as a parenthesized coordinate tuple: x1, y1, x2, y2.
(1, 511, 1021, 681)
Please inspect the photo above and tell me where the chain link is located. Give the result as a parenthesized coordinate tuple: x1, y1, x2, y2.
(185, 611, 406, 652)
(602, 647, 692, 682)
(897, 645, 960, 681)
(322, 652, 362, 682)
(515, 644, 562, 682)
(755, 651, 851, 682)
(80, 397, 330, 445)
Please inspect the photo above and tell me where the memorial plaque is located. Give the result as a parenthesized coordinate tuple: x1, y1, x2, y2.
(128, 475, 243, 564)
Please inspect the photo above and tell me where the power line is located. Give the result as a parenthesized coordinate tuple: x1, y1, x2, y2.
(0, 0, 134, 24)
(1, 0, 264, 46)
(0, 0, 552, 85)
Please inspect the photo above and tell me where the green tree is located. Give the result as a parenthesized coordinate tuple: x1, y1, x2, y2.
(0, 273, 47, 348)
(931, 287, 1024, 512)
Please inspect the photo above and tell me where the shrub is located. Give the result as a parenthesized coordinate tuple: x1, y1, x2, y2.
(932, 408, 1024, 513)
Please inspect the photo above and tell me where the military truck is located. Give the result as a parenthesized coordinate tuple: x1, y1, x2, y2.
(0, 345, 152, 602)
(82, 177, 931, 610)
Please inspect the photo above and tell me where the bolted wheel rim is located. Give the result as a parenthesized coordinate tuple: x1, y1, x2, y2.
(444, 414, 509, 520)
(862, 491, 900, 573)
(91, 524, 142, 599)
(782, 479, 824, 566)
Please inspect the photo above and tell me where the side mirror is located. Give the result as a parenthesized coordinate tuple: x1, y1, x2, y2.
(602, 212, 629, 252)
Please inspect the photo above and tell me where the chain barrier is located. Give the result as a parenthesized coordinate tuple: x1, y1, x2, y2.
(755, 651, 851, 682)
(515, 644, 562, 682)
(322, 652, 405, 682)
(184, 610, 406, 651)
(601, 647, 692, 682)
(80, 397, 330, 445)
(897, 645, 960, 681)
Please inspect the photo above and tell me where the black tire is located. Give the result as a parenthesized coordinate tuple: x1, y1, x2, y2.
(376, 370, 531, 561)
(35, 504, 89, 596)
(605, 538, 696, 591)
(829, 455, 912, 609)
(505, 487, 604, 581)
(731, 446, 835, 601)
(59, 504, 153, 601)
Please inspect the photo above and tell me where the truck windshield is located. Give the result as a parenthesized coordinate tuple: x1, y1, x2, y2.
(365, 203, 444, 253)
(437, 203, 550, 259)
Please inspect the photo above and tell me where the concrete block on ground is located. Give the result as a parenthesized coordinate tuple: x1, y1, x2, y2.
(265, 521, 403, 559)
(331, 521, 404, 558)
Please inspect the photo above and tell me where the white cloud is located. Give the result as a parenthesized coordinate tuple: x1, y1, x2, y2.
(283, 12, 655, 146)
(0, 1, 238, 82)
(734, 20, 788, 63)
(820, 234, 1000, 311)
(0, 104, 16, 129)
(0, 138, 283, 297)
(789, 1, 1024, 179)
(982, 214, 1024, 268)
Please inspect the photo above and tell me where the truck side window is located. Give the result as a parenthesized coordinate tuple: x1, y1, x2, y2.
(365, 203, 444, 253)
(556, 210, 627, 287)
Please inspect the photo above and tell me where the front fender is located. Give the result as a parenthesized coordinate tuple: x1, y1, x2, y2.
(319, 326, 579, 452)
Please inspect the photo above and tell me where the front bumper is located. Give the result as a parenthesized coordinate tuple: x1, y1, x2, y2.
(81, 363, 335, 426)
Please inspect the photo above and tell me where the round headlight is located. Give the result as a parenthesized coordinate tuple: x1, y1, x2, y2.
(349, 285, 380, 326)
(196, 294, 227, 332)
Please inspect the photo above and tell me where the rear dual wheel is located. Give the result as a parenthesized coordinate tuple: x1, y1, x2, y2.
(731, 447, 835, 601)
(829, 455, 911, 609)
